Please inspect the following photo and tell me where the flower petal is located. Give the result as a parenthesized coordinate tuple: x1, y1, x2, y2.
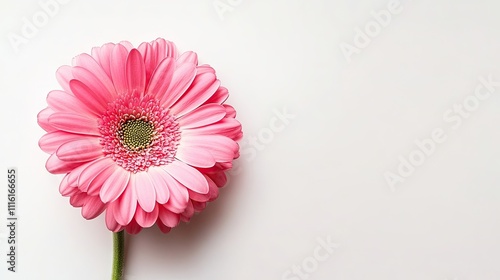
(113, 177, 137, 226)
(156, 222, 172, 233)
(125, 219, 143, 234)
(204, 86, 228, 105)
(47, 90, 93, 116)
(68, 80, 105, 114)
(135, 204, 159, 228)
(56, 138, 103, 162)
(72, 53, 116, 98)
(158, 208, 180, 228)
(55, 65, 74, 94)
(100, 167, 130, 203)
(37, 107, 56, 132)
(177, 51, 198, 65)
(175, 145, 215, 168)
(134, 172, 156, 213)
(158, 169, 188, 213)
(181, 135, 239, 162)
(39, 131, 89, 154)
(147, 167, 170, 204)
(48, 112, 100, 136)
(91, 43, 115, 79)
(183, 118, 242, 140)
(188, 175, 219, 202)
(70, 192, 87, 207)
(86, 162, 116, 196)
(46, 153, 83, 174)
(81, 195, 106, 220)
(159, 63, 196, 108)
(177, 104, 226, 129)
(110, 44, 129, 95)
(170, 73, 220, 117)
(126, 49, 146, 97)
(59, 174, 78, 196)
(138, 42, 156, 86)
(105, 205, 123, 232)
(145, 57, 175, 97)
(163, 160, 209, 194)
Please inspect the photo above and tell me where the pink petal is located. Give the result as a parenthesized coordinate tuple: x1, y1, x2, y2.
(192, 201, 207, 212)
(181, 200, 194, 222)
(147, 167, 170, 204)
(125, 219, 143, 234)
(138, 42, 156, 86)
(68, 79, 107, 114)
(37, 107, 56, 132)
(204, 86, 228, 105)
(55, 65, 74, 94)
(46, 153, 83, 174)
(81, 195, 106, 220)
(91, 43, 115, 79)
(100, 167, 130, 203)
(47, 90, 94, 116)
(126, 49, 146, 97)
(39, 131, 90, 153)
(207, 171, 227, 187)
(67, 160, 95, 186)
(48, 112, 100, 136)
(110, 44, 129, 95)
(135, 204, 159, 228)
(188, 175, 219, 202)
(56, 138, 103, 162)
(223, 104, 237, 118)
(71, 67, 114, 104)
(152, 38, 177, 61)
(157, 222, 172, 233)
(196, 64, 215, 75)
(163, 160, 209, 194)
(170, 73, 220, 117)
(183, 118, 242, 140)
(158, 169, 189, 213)
(105, 205, 123, 232)
(70, 192, 87, 207)
(145, 57, 175, 97)
(77, 157, 115, 192)
(119, 40, 134, 51)
(134, 172, 156, 213)
(158, 208, 180, 228)
(177, 51, 198, 65)
(86, 162, 116, 196)
(181, 135, 239, 162)
(159, 63, 196, 108)
(175, 145, 215, 168)
(177, 104, 226, 129)
(59, 174, 78, 196)
(113, 178, 137, 226)
(72, 53, 116, 98)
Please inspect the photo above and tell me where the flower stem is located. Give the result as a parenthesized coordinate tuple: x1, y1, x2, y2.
(112, 231, 125, 280)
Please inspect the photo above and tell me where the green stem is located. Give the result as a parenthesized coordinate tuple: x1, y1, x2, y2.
(112, 231, 125, 280)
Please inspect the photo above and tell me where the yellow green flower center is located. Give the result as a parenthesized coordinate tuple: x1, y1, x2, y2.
(119, 119, 154, 150)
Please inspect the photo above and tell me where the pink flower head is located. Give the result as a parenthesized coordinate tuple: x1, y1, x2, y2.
(38, 38, 242, 234)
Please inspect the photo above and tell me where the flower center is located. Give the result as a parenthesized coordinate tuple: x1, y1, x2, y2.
(120, 119, 154, 150)
(99, 95, 181, 173)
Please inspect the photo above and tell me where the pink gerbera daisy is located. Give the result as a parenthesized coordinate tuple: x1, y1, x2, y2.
(38, 38, 242, 235)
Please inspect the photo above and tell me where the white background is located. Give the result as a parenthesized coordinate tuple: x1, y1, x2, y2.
(1, 0, 500, 279)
